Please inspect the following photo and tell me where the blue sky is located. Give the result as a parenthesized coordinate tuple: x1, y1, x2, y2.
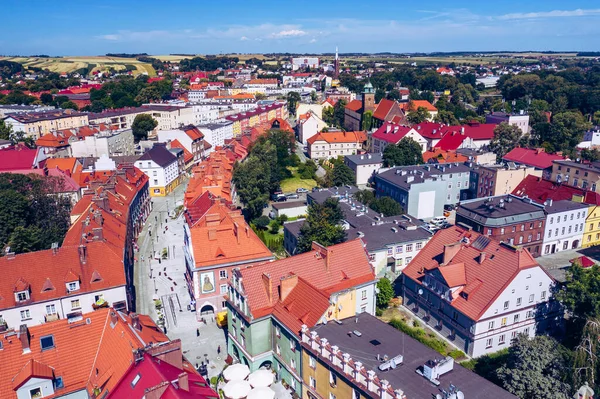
(2, 1, 600, 55)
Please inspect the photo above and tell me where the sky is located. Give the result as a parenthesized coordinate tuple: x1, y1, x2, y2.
(2, 0, 600, 55)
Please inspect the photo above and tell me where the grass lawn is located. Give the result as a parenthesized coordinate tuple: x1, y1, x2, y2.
(280, 166, 317, 193)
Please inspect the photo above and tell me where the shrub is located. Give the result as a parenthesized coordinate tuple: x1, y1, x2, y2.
(375, 308, 383, 317)
(254, 215, 270, 230)
(449, 349, 466, 360)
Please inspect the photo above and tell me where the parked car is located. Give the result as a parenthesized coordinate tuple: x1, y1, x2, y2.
(270, 191, 284, 201)
(444, 204, 456, 211)
(431, 216, 447, 225)
(286, 193, 300, 199)
(296, 187, 308, 193)
(276, 196, 287, 202)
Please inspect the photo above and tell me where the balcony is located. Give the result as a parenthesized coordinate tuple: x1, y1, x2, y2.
(45, 313, 60, 323)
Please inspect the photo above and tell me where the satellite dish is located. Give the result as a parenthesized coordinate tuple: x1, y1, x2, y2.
(418, 289, 424, 295)
(456, 391, 464, 399)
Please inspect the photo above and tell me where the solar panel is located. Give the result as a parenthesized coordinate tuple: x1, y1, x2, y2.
(471, 235, 491, 251)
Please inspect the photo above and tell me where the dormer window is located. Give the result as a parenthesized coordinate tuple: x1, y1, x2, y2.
(67, 281, 80, 292)
(16, 291, 29, 302)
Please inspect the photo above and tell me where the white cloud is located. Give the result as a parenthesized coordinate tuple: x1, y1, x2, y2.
(240, 36, 249, 41)
(498, 8, 600, 20)
(271, 29, 307, 38)
(98, 34, 120, 40)
(309, 38, 317, 43)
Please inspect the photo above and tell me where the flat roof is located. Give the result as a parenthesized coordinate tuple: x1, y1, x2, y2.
(376, 163, 472, 190)
(345, 153, 384, 166)
(458, 195, 546, 226)
(272, 201, 307, 210)
(309, 313, 515, 399)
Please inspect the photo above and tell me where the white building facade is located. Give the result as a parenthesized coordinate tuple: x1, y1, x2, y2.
(70, 129, 135, 158)
(542, 200, 588, 255)
(198, 121, 234, 148)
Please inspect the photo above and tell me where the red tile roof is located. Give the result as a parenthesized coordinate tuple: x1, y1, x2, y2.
(503, 147, 566, 169)
(511, 175, 600, 205)
(0, 242, 126, 311)
(422, 149, 468, 164)
(190, 202, 272, 268)
(238, 240, 375, 326)
(307, 131, 367, 145)
(434, 131, 468, 151)
(373, 99, 396, 121)
(171, 139, 194, 164)
(407, 100, 437, 112)
(0, 145, 41, 171)
(184, 126, 204, 141)
(35, 131, 73, 148)
(345, 99, 362, 112)
(403, 227, 544, 321)
(12, 360, 55, 390)
(371, 122, 413, 144)
(412, 122, 450, 139)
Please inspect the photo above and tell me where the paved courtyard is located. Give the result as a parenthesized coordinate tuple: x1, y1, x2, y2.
(135, 178, 227, 379)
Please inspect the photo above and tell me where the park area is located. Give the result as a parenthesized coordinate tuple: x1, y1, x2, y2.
(279, 166, 318, 193)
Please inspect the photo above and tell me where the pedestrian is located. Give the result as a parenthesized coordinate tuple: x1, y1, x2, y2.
(217, 345, 221, 355)
(141, 255, 144, 262)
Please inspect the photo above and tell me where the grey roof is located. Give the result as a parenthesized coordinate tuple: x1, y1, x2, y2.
(457, 194, 545, 226)
(345, 153, 384, 166)
(283, 220, 305, 238)
(0, 139, 11, 146)
(554, 159, 600, 173)
(89, 107, 146, 119)
(347, 217, 432, 252)
(307, 186, 361, 205)
(456, 148, 493, 157)
(137, 145, 177, 167)
(272, 201, 307, 210)
(198, 120, 233, 130)
(309, 313, 516, 399)
(545, 199, 589, 214)
(376, 163, 472, 190)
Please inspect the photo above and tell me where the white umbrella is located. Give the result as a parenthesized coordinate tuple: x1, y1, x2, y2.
(223, 380, 252, 399)
(248, 369, 275, 388)
(271, 382, 293, 399)
(247, 387, 275, 399)
(223, 363, 250, 382)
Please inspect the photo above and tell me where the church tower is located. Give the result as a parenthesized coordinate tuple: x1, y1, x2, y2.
(334, 46, 340, 79)
(362, 81, 375, 113)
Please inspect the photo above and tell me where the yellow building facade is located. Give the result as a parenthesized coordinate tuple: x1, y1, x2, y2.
(302, 349, 355, 399)
(583, 205, 600, 248)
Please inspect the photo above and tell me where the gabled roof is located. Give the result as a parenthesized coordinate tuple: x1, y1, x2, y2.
(307, 131, 367, 145)
(403, 227, 543, 321)
(434, 131, 468, 151)
(239, 240, 375, 325)
(138, 145, 177, 168)
(171, 140, 194, 164)
(371, 122, 414, 144)
(0, 145, 40, 171)
(183, 126, 204, 141)
(511, 175, 600, 205)
(373, 98, 396, 121)
(422, 149, 468, 164)
(345, 99, 362, 112)
(35, 131, 73, 148)
(408, 100, 437, 112)
(12, 360, 55, 390)
(412, 121, 450, 139)
(503, 147, 566, 169)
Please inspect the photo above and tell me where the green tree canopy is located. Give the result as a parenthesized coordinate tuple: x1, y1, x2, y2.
(489, 122, 523, 160)
(330, 163, 355, 187)
(496, 335, 571, 399)
(369, 196, 403, 217)
(376, 277, 394, 308)
(362, 110, 373, 131)
(383, 137, 424, 167)
(297, 198, 346, 253)
(131, 114, 158, 142)
(407, 106, 431, 124)
(542, 111, 592, 153)
(287, 91, 301, 114)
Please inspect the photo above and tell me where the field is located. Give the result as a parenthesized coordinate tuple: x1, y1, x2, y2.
(1, 56, 156, 76)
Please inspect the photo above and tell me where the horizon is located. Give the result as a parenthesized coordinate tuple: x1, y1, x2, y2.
(2, 1, 600, 55)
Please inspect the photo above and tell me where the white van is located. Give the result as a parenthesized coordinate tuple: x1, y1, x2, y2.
(431, 216, 447, 225)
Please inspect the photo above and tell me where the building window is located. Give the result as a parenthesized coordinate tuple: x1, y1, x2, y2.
(67, 281, 79, 292)
(536, 232, 541, 240)
(486, 338, 493, 348)
(406, 244, 413, 252)
(406, 256, 412, 264)
(527, 234, 532, 243)
(46, 304, 56, 315)
(416, 242, 422, 250)
(220, 270, 228, 279)
(541, 291, 546, 300)
(521, 224, 524, 231)
(550, 217, 553, 224)
(309, 356, 316, 369)
(529, 294, 535, 303)
(516, 297, 522, 306)
(514, 314, 520, 323)
(17, 291, 29, 302)
(276, 326, 281, 338)
(220, 284, 228, 294)
(395, 245, 403, 254)
(290, 358, 296, 369)
(276, 344, 281, 355)
(500, 228, 505, 235)
(529, 223, 534, 230)
(452, 311, 458, 320)
(29, 388, 42, 399)
(330, 371, 337, 388)
(504, 301, 509, 310)
(71, 299, 80, 310)
(527, 310, 534, 319)
(487, 229, 492, 236)
(512, 226, 516, 233)
(518, 236, 523, 244)
(501, 317, 507, 326)
(488, 321, 494, 330)
(310, 376, 316, 389)
(40, 335, 55, 351)
(499, 334, 506, 345)
(361, 290, 367, 300)
(387, 248, 393, 256)
(20, 309, 31, 320)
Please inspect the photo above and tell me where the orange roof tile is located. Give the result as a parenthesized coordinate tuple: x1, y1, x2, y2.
(171, 139, 194, 164)
(45, 158, 80, 174)
(373, 98, 396, 121)
(408, 100, 437, 112)
(422, 149, 468, 164)
(345, 99, 362, 112)
(12, 360, 55, 390)
(403, 227, 544, 321)
(307, 131, 367, 145)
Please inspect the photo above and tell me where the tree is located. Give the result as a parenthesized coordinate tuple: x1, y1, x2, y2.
(434, 110, 459, 126)
(59, 100, 78, 110)
(135, 86, 161, 104)
(354, 189, 375, 205)
(362, 110, 373, 131)
(131, 114, 158, 142)
(40, 93, 54, 105)
(376, 277, 394, 308)
(496, 335, 571, 399)
(253, 215, 270, 230)
(331, 163, 355, 187)
(332, 99, 347, 128)
(370, 196, 403, 217)
(383, 137, 424, 167)
(544, 111, 591, 153)
(287, 91, 301, 114)
(0, 119, 12, 141)
(573, 318, 600, 389)
(407, 106, 431, 124)
(489, 122, 523, 160)
(297, 198, 346, 253)
(310, 91, 318, 103)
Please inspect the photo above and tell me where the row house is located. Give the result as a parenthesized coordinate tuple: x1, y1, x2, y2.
(551, 159, 600, 192)
(89, 105, 194, 132)
(370, 121, 428, 154)
(226, 240, 377, 398)
(307, 131, 367, 160)
(158, 125, 208, 166)
(455, 194, 546, 257)
(4, 109, 88, 139)
(402, 227, 559, 357)
(542, 199, 589, 255)
(184, 150, 236, 205)
(225, 102, 288, 136)
(301, 313, 515, 399)
(470, 164, 542, 198)
(135, 143, 183, 196)
(0, 308, 217, 399)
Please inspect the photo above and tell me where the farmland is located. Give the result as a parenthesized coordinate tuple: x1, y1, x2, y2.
(0, 56, 156, 76)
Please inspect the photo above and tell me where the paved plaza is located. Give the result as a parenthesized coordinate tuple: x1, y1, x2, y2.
(135, 179, 227, 379)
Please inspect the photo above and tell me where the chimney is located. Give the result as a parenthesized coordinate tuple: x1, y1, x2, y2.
(92, 195, 109, 211)
(478, 252, 486, 264)
(245, 225, 250, 238)
(233, 222, 240, 244)
(110, 310, 119, 327)
(78, 244, 87, 264)
(443, 242, 461, 265)
(19, 324, 31, 354)
(262, 273, 273, 304)
(280, 274, 298, 302)
(386, 124, 391, 133)
(144, 383, 170, 399)
(177, 372, 189, 392)
(130, 313, 142, 331)
(460, 127, 465, 135)
(92, 227, 103, 241)
(93, 210, 104, 226)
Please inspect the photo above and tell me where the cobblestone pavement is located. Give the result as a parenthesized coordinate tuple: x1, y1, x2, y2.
(134, 178, 227, 380)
